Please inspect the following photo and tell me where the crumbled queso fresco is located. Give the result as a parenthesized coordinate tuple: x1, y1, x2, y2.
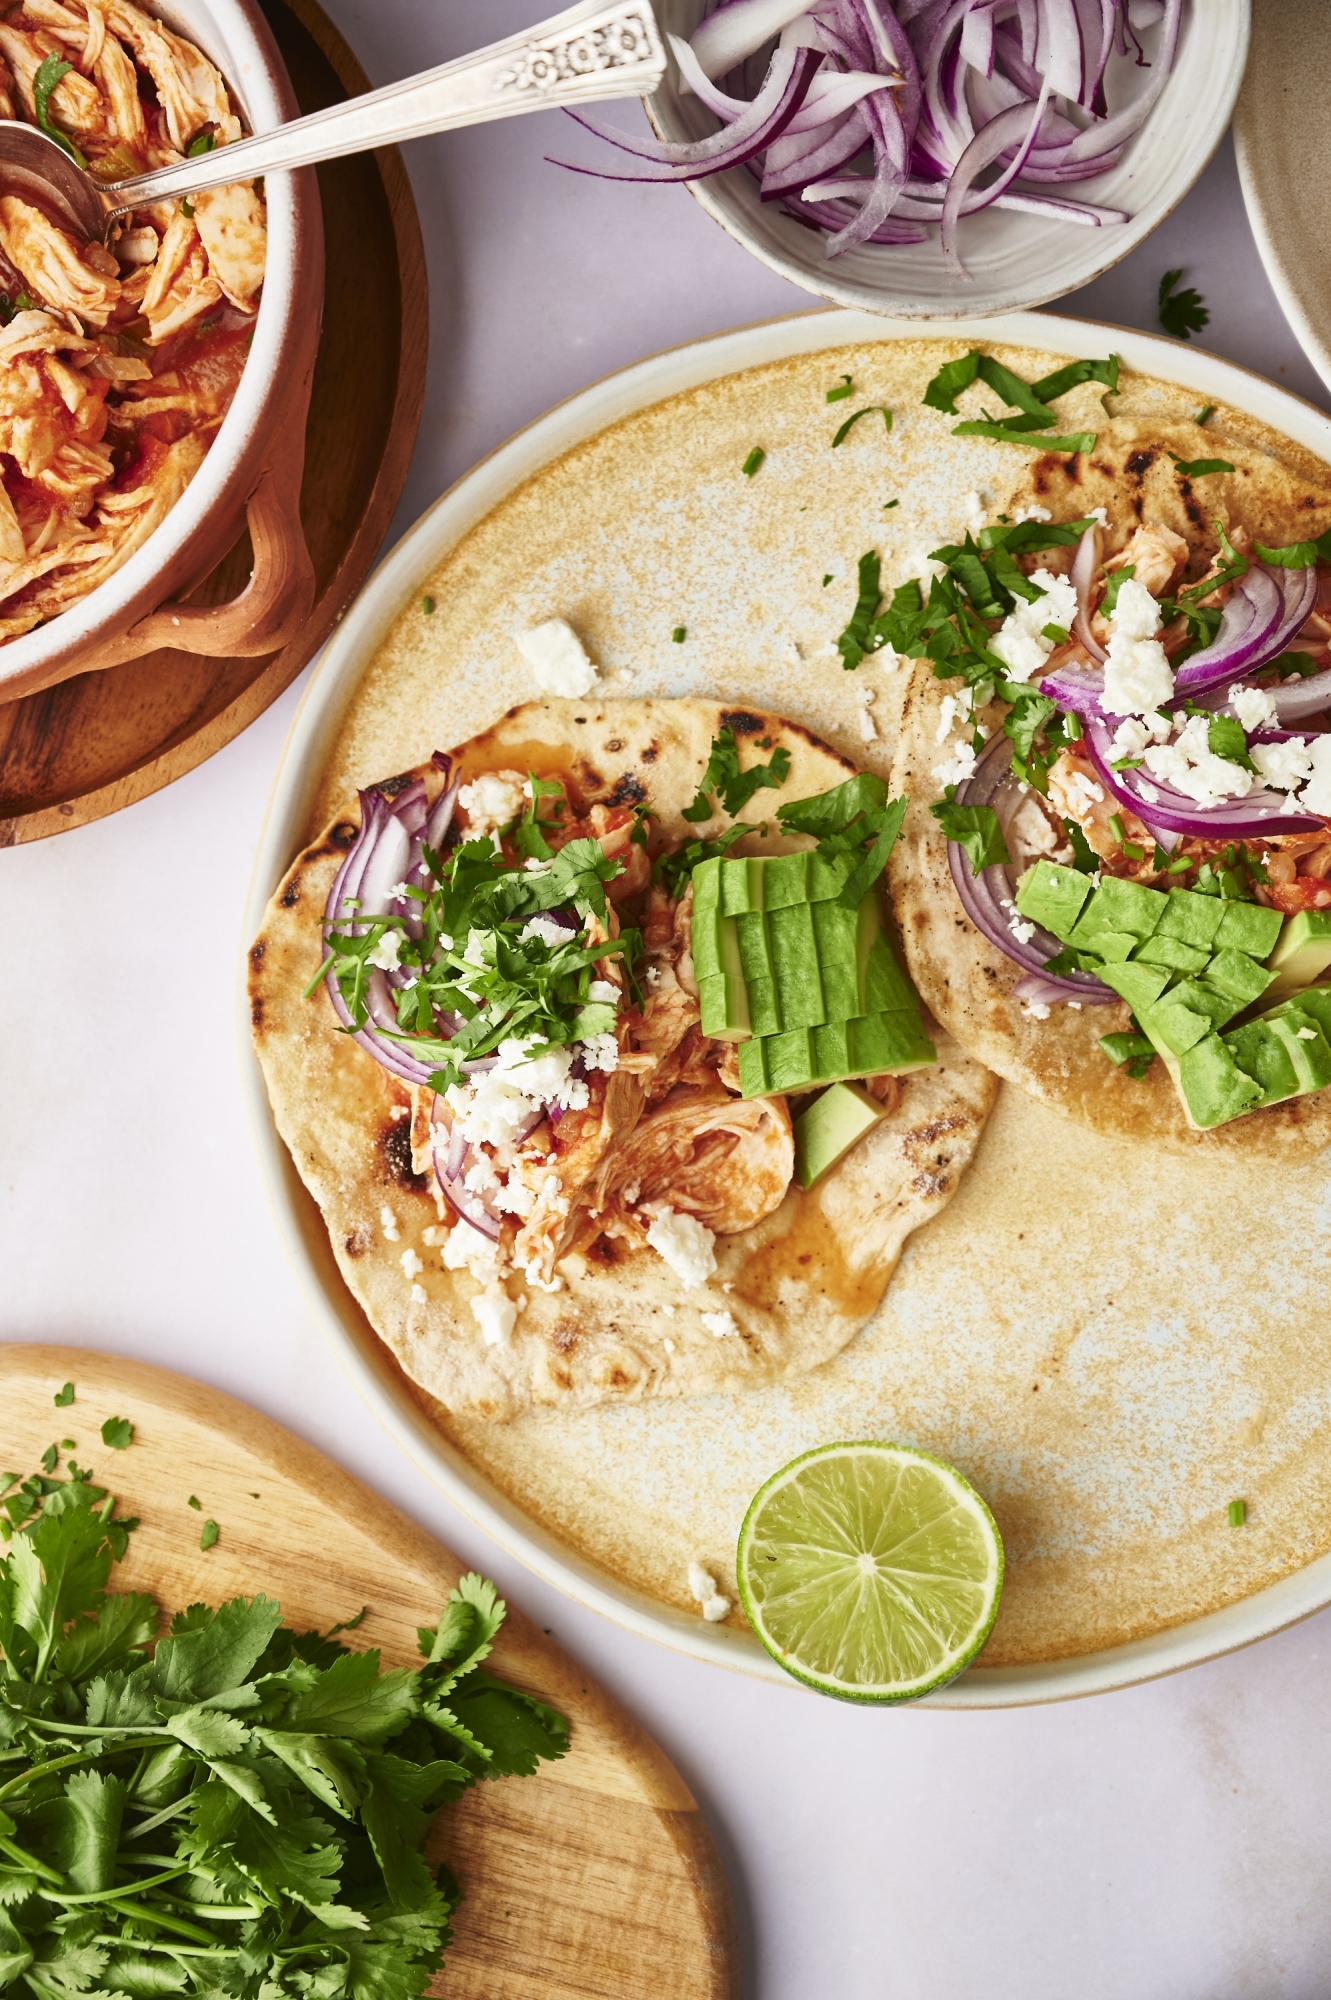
(457, 770, 527, 838)
(515, 618, 599, 698)
(687, 1560, 732, 1624)
(644, 1208, 718, 1289)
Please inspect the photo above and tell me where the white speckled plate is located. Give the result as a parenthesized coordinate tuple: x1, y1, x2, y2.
(243, 307, 1331, 1706)
(1234, 0, 1331, 395)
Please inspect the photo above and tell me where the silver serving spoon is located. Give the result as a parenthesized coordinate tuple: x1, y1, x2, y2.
(0, 0, 665, 244)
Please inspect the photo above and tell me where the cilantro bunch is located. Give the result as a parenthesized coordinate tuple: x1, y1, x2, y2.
(0, 1466, 566, 2000)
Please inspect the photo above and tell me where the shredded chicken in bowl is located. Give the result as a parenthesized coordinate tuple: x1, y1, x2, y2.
(0, 0, 266, 642)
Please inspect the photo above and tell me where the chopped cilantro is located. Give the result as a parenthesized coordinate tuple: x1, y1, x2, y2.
(831, 404, 892, 448)
(422, 595, 436, 613)
(199, 1516, 220, 1550)
(1193, 403, 1214, 425)
(826, 374, 854, 402)
(1107, 812, 1127, 844)
(922, 349, 1112, 453)
(1207, 713, 1256, 771)
(778, 776, 908, 908)
(672, 625, 686, 642)
(1028, 356, 1120, 401)
(188, 1494, 202, 1509)
(822, 572, 833, 586)
(1158, 268, 1209, 340)
(741, 447, 765, 477)
(1100, 1031, 1156, 1078)
(100, 1416, 133, 1450)
(1100, 564, 1136, 618)
(1254, 528, 1331, 568)
(951, 420, 1097, 453)
(683, 727, 791, 821)
(186, 129, 216, 155)
(836, 549, 883, 669)
(32, 53, 87, 167)
(1229, 1498, 1247, 1526)
(1169, 453, 1235, 478)
(53, 1381, 74, 1406)
(655, 824, 745, 896)
(1271, 650, 1324, 677)
(40, 1444, 58, 1475)
(1063, 817, 1098, 873)
(931, 800, 1009, 875)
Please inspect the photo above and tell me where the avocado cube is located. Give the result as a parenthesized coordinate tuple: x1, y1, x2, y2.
(1077, 875, 1166, 943)
(1267, 985, 1331, 1038)
(737, 1037, 769, 1099)
(698, 972, 751, 1043)
(1264, 909, 1331, 998)
(692, 855, 722, 917)
(746, 977, 782, 1039)
(1175, 1033, 1263, 1129)
(1156, 887, 1227, 950)
(720, 856, 765, 915)
(849, 1010, 937, 1074)
(859, 895, 919, 1014)
(1223, 1020, 1300, 1108)
(762, 851, 812, 909)
(1097, 961, 1171, 1014)
(1268, 1011, 1331, 1092)
(1079, 930, 1138, 965)
(1014, 860, 1093, 941)
(812, 899, 861, 1022)
(765, 1028, 816, 1092)
(736, 909, 774, 988)
(812, 1022, 852, 1078)
(1167, 978, 1243, 1032)
(690, 868, 729, 980)
(808, 848, 858, 902)
(768, 902, 825, 1028)
(1214, 900, 1283, 960)
(1133, 934, 1211, 975)
(1201, 949, 1275, 1009)
(1140, 998, 1212, 1057)
(794, 1082, 887, 1192)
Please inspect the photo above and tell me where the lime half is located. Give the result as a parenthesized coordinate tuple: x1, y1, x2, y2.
(736, 1441, 1004, 1703)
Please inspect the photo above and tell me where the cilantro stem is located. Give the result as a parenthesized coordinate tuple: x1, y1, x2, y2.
(302, 950, 336, 999)
(48, 1863, 193, 1905)
(87, 1897, 218, 1944)
(0, 1832, 63, 1884)
(22, 1714, 170, 1739)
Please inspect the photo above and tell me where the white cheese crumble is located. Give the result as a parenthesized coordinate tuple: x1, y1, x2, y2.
(399, 1248, 424, 1279)
(932, 737, 978, 790)
(856, 701, 877, 743)
(365, 928, 404, 972)
(702, 1595, 731, 1623)
(1251, 737, 1316, 794)
(645, 1208, 717, 1289)
(1301, 737, 1331, 815)
(663, 1337, 675, 1354)
(1143, 714, 1253, 807)
(989, 570, 1078, 684)
(446, 1038, 590, 1155)
(471, 1285, 518, 1346)
(379, 1205, 400, 1243)
(442, 1220, 501, 1277)
(1297, 1026, 1319, 1041)
(963, 488, 987, 535)
(458, 770, 525, 838)
(410, 1282, 426, 1305)
(521, 915, 572, 948)
(1109, 712, 1171, 761)
(1229, 683, 1277, 733)
(1012, 796, 1060, 857)
(1067, 770, 1105, 810)
(580, 1033, 620, 1073)
(490, 1178, 534, 1219)
(587, 979, 620, 1006)
(1013, 504, 1053, 524)
(701, 1309, 739, 1340)
(1024, 1001, 1052, 1020)
(1001, 898, 1036, 945)
(688, 1562, 717, 1602)
(516, 618, 598, 697)
(1102, 579, 1174, 718)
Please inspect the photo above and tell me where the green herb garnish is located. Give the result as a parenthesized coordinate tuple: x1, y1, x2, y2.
(831, 405, 892, 448)
(654, 825, 745, 897)
(930, 800, 1009, 876)
(1193, 403, 1214, 426)
(837, 549, 882, 669)
(1229, 1498, 1246, 1527)
(1100, 1031, 1156, 1078)
(1254, 528, 1331, 568)
(100, 1417, 133, 1451)
(186, 130, 216, 156)
(826, 374, 854, 403)
(950, 421, 1097, 454)
(922, 349, 1114, 454)
(54, 1383, 74, 1407)
(188, 1495, 201, 1510)
(741, 447, 765, 478)
(421, 596, 435, 614)
(683, 727, 791, 822)
(199, 1517, 219, 1550)
(1168, 453, 1235, 478)
(1158, 268, 1209, 340)
(1100, 564, 1136, 618)
(883, 498, 898, 508)
(777, 775, 908, 909)
(32, 54, 87, 167)
(672, 626, 685, 642)
(1206, 713, 1256, 772)
(0, 1459, 566, 1999)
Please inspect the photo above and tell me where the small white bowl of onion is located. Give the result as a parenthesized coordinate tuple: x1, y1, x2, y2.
(617, 0, 1248, 319)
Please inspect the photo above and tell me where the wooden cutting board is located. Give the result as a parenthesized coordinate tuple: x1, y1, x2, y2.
(0, 1347, 738, 2000)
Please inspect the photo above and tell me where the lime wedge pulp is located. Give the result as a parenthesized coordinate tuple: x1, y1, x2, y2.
(736, 1441, 1004, 1703)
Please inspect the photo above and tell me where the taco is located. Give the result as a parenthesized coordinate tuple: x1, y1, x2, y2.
(885, 347, 1331, 1154)
(250, 697, 995, 1420)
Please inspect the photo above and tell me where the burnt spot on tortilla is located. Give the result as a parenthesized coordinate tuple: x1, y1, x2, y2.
(574, 716, 587, 725)
(606, 770, 647, 808)
(250, 994, 264, 1029)
(781, 716, 858, 774)
(344, 1223, 373, 1258)
(381, 1122, 425, 1190)
(605, 738, 624, 754)
(1063, 453, 1082, 485)
(330, 821, 359, 850)
(607, 1366, 632, 1389)
(373, 772, 417, 798)
(641, 740, 660, 763)
(720, 708, 765, 737)
(1092, 460, 1116, 480)
(1181, 487, 1206, 532)
(550, 1319, 581, 1355)
(280, 876, 301, 909)
(587, 1233, 618, 1266)
(250, 940, 265, 969)
(1125, 448, 1156, 478)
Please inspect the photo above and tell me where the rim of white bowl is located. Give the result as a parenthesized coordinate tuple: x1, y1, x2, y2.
(242, 303, 1331, 1707)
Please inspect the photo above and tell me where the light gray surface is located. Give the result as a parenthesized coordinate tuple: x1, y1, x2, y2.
(3, 9, 1331, 1993)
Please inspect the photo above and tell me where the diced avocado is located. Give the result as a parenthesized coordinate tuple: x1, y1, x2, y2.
(1133, 934, 1211, 975)
(1266, 985, 1331, 1038)
(736, 909, 775, 988)
(813, 899, 862, 1022)
(1214, 900, 1283, 960)
(692, 855, 722, 918)
(1201, 948, 1275, 1010)
(767, 902, 825, 1029)
(794, 1082, 888, 1192)
(765, 1027, 817, 1092)
(1166, 978, 1243, 1032)
(720, 855, 766, 915)
(861, 919, 918, 1014)
(737, 1037, 768, 1098)
(1223, 1020, 1301, 1108)
(1174, 1034, 1263, 1129)
(1264, 909, 1331, 999)
(1014, 860, 1093, 941)
(762, 851, 812, 909)
(1268, 1010, 1331, 1092)
(808, 848, 859, 902)
(850, 1010, 936, 1073)
(690, 864, 729, 981)
(1156, 887, 1227, 951)
(1075, 875, 1166, 943)
(746, 977, 782, 1039)
(698, 971, 751, 1043)
(812, 1021, 851, 1077)
(1139, 997, 1212, 1057)
(1097, 960, 1171, 1014)
(1076, 930, 1138, 965)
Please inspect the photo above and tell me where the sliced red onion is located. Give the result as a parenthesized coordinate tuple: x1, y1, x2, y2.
(691, 0, 814, 79)
(557, 45, 818, 182)
(1270, 668, 1331, 724)
(941, 77, 1050, 271)
(948, 733, 1115, 1001)
(1080, 715, 1326, 837)
(1038, 657, 1110, 718)
(1070, 522, 1107, 662)
(430, 1095, 501, 1240)
(1170, 566, 1317, 701)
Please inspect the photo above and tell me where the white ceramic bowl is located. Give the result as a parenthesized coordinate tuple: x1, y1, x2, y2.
(0, 0, 323, 703)
(645, 0, 1249, 318)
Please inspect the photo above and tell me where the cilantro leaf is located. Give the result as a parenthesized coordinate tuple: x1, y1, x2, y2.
(682, 728, 791, 821)
(950, 420, 1097, 453)
(100, 1417, 132, 1451)
(279, 1649, 419, 1747)
(54, 1384, 74, 1407)
(1207, 713, 1256, 771)
(655, 824, 744, 896)
(445, 1676, 570, 1778)
(1029, 355, 1120, 401)
(1063, 818, 1100, 874)
(33, 53, 87, 166)
(418, 1574, 504, 1692)
(1254, 531, 1331, 568)
(1100, 564, 1136, 618)
(1158, 268, 1209, 340)
(931, 800, 1009, 874)
(1169, 454, 1235, 478)
(837, 549, 882, 669)
(831, 404, 892, 448)
(827, 374, 854, 402)
(777, 772, 888, 838)
(923, 350, 981, 414)
(152, 1593, 284, 1702)
(1004, 691, 1057, 763)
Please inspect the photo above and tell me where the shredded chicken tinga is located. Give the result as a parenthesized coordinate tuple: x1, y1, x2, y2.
(0, 0, 265, 641)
